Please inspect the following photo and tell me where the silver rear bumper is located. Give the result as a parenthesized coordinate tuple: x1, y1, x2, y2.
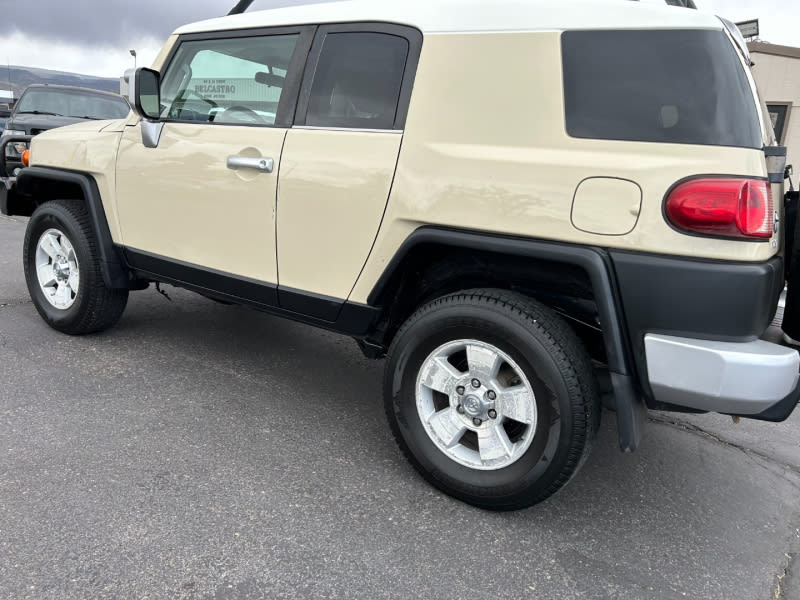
(644, 334, 800, 414)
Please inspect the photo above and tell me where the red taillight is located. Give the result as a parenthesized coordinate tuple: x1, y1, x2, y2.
(665, 178, 773, 239)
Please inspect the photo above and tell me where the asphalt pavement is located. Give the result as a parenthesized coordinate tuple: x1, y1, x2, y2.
(1, 214, 799, 600)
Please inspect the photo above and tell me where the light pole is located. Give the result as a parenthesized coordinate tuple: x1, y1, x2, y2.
(129, 49, 137, 69)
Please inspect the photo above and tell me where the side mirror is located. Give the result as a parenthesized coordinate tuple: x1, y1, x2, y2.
(131, 67, 161, 120)
(126, 67, 164, 148)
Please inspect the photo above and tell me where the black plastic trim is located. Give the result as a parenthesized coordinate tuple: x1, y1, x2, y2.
(368, 227, 634, 376)
(731, 383, 800, 423)
(764, 145, 788, 184)
(157, 25, 316, 129)
(611, 250, 783, 342)
(294, 22, 423, 130)
(125, 247, 278, 305)
(15, 167, 129, 288)
(611, 249, 784, 405)
(278, 286, 342, 321)
(365, 226, 643, 450)
(611, 372, 648, 452)
(123, 247, 378, 336)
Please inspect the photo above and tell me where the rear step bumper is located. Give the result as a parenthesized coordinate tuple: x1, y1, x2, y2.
(644, 333, 800, 419)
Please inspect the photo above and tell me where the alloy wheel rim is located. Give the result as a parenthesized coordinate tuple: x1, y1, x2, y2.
(35, 228, 80, 310)
(415, 339, 538, 470)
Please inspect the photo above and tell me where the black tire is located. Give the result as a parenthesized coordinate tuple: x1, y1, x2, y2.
(23, 200, 129, 335)
(384, 289, 600, 511)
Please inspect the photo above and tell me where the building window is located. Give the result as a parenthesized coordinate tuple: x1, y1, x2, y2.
(767, 103, 792, 144)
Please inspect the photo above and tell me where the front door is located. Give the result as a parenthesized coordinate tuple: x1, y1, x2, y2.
(116, 27, 313, 288)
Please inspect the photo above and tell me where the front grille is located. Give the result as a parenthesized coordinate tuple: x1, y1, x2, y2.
(29, 129, 47, 136)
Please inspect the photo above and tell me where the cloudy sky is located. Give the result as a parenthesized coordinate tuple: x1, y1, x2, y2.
(2, 0, 799, 78)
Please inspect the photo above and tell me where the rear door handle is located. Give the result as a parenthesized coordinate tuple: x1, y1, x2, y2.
(226, 156, 274, 173)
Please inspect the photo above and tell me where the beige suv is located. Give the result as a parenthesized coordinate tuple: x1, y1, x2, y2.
(2, 0, 797, 510)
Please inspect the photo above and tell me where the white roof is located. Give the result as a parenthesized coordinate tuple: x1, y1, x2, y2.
(175, 0, 723, 36)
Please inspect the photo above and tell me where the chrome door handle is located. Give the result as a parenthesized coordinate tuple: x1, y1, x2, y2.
(226, 156, 274, 173)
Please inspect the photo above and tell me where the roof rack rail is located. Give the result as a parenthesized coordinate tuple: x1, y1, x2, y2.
(629, 0, 697, 7)
(228, 0, 255, 15)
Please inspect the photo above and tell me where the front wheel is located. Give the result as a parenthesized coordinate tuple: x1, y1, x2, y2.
(23, 200, 128, 335)
(384, 289, 599, 510)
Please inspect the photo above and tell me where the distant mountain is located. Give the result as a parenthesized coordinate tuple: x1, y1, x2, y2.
(0, 65, 121, 101)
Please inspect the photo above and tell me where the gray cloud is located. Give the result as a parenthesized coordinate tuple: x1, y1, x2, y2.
(6, 1, 217, 46)
(5, 0, 333, 48)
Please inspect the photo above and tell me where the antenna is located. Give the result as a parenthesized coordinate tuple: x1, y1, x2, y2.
(228, 0, 255, 15)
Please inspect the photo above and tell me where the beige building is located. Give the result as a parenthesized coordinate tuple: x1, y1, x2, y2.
(749, 42, 800, 175)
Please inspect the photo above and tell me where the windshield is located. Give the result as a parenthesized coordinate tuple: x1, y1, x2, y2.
(16, 88, 130, 120)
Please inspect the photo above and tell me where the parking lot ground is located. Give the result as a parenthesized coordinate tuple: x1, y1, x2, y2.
(1, 214, 799, 600)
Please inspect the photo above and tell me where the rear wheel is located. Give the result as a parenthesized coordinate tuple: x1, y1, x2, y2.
(384, 289, 599, 510)
(24, 200, 128, 334)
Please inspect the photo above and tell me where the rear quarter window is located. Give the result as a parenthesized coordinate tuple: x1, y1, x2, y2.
(561, 29, 762, 149)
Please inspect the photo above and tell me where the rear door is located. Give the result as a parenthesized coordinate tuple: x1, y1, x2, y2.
(276, 24, 421, 319)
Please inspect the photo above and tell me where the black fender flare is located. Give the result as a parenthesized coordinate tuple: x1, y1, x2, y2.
(16, 167, 130, 289)
(367, 226, 646, 451)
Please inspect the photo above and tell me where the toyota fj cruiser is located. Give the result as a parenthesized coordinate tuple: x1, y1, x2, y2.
(1, 0, 796, 510)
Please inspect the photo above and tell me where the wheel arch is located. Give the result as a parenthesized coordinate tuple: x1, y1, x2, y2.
(16, 167, 130, 289)
(366, 227, 646, 451)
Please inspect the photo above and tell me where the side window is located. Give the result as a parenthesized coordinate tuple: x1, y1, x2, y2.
(159, 34, 299, 126)
(306, 32, 409, 130)
(561, 30, 762, 149)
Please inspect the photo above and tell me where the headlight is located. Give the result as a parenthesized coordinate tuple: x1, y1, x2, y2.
(2, 130, 27, 158)
(5, 142, 26, 158)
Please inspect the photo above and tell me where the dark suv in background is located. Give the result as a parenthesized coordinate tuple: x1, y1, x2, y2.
(0, 105, 10, 131)
(2, 84, 130, 174)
